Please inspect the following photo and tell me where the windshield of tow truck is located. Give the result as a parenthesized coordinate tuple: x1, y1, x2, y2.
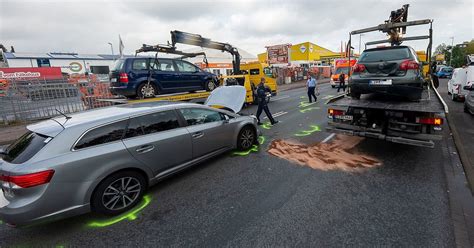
(335, 67, 350, 74)
(264, 67, 274, 77)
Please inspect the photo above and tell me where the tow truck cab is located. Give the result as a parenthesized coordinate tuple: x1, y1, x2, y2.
(240, 62, 277, 96)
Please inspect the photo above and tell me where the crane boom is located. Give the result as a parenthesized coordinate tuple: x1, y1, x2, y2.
(171, 30, 241, 74)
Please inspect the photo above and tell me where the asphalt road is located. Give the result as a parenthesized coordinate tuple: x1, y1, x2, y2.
(0, 83, 456, 246)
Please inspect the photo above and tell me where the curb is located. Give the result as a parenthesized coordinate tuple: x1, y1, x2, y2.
(445, 113, 474, 192)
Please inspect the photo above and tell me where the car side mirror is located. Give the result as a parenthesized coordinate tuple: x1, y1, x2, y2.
(223, 115, 230, 124)
(463, 85, 473, 91)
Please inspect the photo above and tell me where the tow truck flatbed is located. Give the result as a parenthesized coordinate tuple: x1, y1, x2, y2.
(329, 87, 445, 114)
(327, 86, 448, 148)
(100, 91, 211, 105)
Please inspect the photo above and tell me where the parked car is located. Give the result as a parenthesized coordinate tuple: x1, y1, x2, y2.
(464, 83, 474, 114)
(0, 87, 258, 227)
(436, 66, 453, 78)
(349, 46, 424, 100)
(109, 57, 219, 98)
(447, 67, 468, 101)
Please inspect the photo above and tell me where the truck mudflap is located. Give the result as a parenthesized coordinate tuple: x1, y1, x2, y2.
(326, 126, 436, 148)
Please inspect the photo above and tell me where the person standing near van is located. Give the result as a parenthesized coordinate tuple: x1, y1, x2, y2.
(307, 75, 318, 103)
(338, 72, 346, 92)
(256, 77, 278, 125)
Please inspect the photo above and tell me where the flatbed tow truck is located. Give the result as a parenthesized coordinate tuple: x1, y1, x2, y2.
(326, 5, 449, 148)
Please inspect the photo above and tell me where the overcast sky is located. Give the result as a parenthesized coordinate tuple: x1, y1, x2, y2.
(1, 0, 472, 56)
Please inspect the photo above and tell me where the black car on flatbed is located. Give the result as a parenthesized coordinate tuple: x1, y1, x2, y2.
(350, 46, 424, 101)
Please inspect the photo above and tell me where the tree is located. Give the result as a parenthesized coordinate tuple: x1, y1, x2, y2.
(465, 40, 474, 55)
(451, 46, 466, 68)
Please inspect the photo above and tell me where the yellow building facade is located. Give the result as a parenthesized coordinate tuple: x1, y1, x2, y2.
(258, 42, 342, 65)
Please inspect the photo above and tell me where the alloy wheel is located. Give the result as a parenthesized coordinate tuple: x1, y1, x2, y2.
(141, 84, 156, 98)
(102, 177, 141, 211)
(207, 81, 216, 91)
(240, 129, 254, 150)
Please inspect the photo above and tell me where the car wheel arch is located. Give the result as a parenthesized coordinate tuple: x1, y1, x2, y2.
(235, 123, 258, 148)
(85, 167, 152, 205)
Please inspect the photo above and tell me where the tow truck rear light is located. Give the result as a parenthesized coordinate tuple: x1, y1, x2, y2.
(399, 60, 420, 71)
(119, 73, 129, 83)
(0, 170, 55, 188)
(328, 109, 344, 116)
(352, 64, 366, 73)
(416, 117, 443, 125)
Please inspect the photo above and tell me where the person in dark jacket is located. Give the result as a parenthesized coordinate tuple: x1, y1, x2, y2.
(256, 77, 278, 125)
(337, 73, 346, 92)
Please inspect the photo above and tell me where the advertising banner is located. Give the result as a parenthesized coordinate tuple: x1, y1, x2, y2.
(0, 67, 63, 80)
(267, 44, 290, 64)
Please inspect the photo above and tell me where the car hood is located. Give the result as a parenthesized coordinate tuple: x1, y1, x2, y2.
(205, 86, 246, 113)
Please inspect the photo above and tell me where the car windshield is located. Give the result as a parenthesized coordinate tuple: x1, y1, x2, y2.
(112, 59, 125, 71)
(335, 67, 350, 74)
(2, 131, 50, 164)
(359, 48, 411, 62)
(443, 67, 453, 72)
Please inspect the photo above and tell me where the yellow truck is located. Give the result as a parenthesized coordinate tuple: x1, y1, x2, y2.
(220, 61, 278, 104)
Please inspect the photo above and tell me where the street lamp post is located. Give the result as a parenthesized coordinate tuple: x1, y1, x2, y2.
(108, 42, 114, 57)
(449, 37, 454, 66)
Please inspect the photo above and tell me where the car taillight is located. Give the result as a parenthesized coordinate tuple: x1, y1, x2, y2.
(328, 109, 344, 116)
(416, 117, 443, 125)
(0, 170, 55, 188)
(352, 64, 366, 73)
(119, 73, 129, 83)
(399, 60, 420, 71)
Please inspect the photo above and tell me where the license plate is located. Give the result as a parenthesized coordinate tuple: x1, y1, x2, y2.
(111, 78, 117, 83)
(335, 115, 353, 120)
(369, 79, 392, 85)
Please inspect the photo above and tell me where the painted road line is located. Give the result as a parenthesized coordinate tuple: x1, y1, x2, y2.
(322, 133, 336, 143)
(271, 96, 290, 101)
(264, 111, 288, 119)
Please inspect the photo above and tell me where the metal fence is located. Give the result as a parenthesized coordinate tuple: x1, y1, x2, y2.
(0, 77, 115, 124)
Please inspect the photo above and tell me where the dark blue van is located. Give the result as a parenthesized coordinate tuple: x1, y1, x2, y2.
(109, 57, 218, 98)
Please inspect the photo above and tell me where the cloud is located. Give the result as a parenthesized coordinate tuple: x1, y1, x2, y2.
(0, 0, 472, 56)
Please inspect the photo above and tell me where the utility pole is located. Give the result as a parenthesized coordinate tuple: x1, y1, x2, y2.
(449, 37, 454, 66)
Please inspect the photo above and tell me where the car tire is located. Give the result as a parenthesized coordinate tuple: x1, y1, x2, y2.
(350, 91, 361, 99)
(331, 85, 335, 88)
(205, 80, 217, 92)
(237, 126, 256, 151)
(137, 82, 158, 98)
(451, 93, 457, 101)
(91, 171, 147, 216)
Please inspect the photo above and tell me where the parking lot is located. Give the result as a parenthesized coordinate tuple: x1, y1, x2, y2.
(1, 80, 471, 246)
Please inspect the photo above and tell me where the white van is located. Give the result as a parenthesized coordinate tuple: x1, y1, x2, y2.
(448, 67, 468, 101)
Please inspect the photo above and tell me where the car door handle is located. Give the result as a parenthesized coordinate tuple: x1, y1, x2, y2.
(136, 145, 155, 154)
(192, 132, 204, 139)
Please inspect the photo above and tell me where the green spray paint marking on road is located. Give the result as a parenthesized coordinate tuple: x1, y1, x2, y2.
(232, 136, 266, 156)
(294, 125, 322, 136)
(300, 107, 320, 113)
(298, 101, 317, 109)
(232, 145, 259, 156)
(261, 122, 273, 130)
(87, 195, 151, 228)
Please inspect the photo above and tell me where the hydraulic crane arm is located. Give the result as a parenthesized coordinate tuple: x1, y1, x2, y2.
(170, 30, 241, 74)
(135, 44, 207, 60)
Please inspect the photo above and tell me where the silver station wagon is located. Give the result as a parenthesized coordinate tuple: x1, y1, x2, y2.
(0, 87, 259, 226)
